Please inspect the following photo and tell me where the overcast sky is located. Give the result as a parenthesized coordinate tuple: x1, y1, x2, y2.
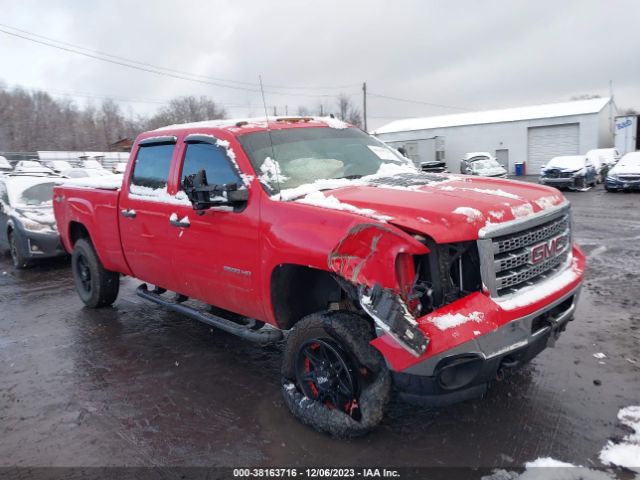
(1, 0, 639, 130)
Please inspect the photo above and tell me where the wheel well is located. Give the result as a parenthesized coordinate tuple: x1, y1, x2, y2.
(69, 222, 90, 245)
(270, 264, 356, 330)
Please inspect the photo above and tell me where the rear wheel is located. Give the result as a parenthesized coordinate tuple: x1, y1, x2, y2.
(281, 311, 391, 437)
(71, 238, 119, 308)
(8, 230, 30, 269)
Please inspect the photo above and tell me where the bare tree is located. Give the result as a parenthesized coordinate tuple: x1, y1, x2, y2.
(146, 96, 226, 129)
(335, 93, 362, 128)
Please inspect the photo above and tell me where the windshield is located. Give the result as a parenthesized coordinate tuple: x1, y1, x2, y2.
(238, 127, 411, 193)
(12, 182, 55, 207)
(471, 158, 500, 170)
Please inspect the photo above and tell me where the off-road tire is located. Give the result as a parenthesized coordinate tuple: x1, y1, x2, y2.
(71, 238, 119, 308)
(8, 230, 30, 269)
(281, 311, 391, 437)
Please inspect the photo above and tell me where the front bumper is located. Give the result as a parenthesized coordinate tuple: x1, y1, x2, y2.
(605, 178, 640, 191)
(14, 228, 66, 260)
(392, 285, 579, 406)
(539, 176, 576, 189)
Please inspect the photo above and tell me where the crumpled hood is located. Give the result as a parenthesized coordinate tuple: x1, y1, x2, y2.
(322, 175, 566, 243)
(15, 207, 57, 226)
(475, 166, 507, 177)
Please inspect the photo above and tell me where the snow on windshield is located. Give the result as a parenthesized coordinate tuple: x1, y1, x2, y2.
(546, 156, 585, 170)
(7, 178, 56, 207)
(238, 126, 413, 195)
(618, 152, 640, 166)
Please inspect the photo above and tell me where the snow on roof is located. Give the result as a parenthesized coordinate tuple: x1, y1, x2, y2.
(37, 151, 130, 161)
(373, 97, 612, 134)
(154, 116, 347, 132)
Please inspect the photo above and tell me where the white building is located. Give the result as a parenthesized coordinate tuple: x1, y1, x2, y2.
(373, 97, 617, 174)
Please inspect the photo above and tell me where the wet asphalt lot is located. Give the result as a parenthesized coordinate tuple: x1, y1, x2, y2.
(0, 182, 638, 470)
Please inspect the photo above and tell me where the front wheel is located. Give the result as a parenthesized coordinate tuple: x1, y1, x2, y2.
(8, 230, 30, 269)
(71, 238, 120, 308)
(281, 311, 391, 437)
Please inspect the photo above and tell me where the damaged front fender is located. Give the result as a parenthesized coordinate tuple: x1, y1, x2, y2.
(328, 223, 430, 357)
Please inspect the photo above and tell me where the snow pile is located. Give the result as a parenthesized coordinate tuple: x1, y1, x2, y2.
(599, 405, 640, 471)
(58, 175, 123, 190)
(296, 191, 392, 222)
(129, 184, 192, 206)
(259, 157, 289, 189)
(442, 186, 521, 200)
(535, 194, 562, 210)
(524, 458, 576, 468)
(489, 210, 505, 220)
(428, 311, 484, 331)
(453, 206, 484, 223)
(511, 203, 535, 219)
(319, 116, 349, 129)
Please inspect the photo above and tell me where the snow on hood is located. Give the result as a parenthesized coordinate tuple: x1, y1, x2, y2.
(278, 170, 566, 242)
(544, 156, 585, 171)
(609, 157, 640, 176)
(16, 207, 56, 225)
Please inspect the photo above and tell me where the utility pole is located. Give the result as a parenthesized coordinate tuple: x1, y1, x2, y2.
(273, 105, 277, 116)
(609, 79, 614, 136)
(363, 82, 368, 132)
(320, 104, 324, 116)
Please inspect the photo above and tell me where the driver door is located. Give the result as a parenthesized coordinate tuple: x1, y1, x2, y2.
(169, 136, 263, 319)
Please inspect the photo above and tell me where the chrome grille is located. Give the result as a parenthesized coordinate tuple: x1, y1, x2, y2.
(493, 215, 569, 254)
(619, 175, 640, 181)
(478, 207, 572, 297)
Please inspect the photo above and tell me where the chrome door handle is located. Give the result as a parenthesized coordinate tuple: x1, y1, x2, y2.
(120, 209, 136, 218)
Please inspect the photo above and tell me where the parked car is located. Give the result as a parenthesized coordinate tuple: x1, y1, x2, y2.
(62, 168, 115, 179)
(605, 151, 640, 192)
(54, 117, 585, 437)
(13, 160, 55, 174)
(586, 148, 620, 183)
(43, 160, 73, 174)
(82, 159, 106, 170)
(539, 155, 597, 190)
(0, 156, 13, 172)
(460, 152, 507, 178)
(0, 173, 66, 268)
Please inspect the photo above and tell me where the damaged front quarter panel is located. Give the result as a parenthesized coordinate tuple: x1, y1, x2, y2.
(328, 223, 430, 357)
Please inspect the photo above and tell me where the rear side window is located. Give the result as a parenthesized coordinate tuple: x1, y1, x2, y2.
(131, 143, 175, 189)
(181, 142, 241, 187)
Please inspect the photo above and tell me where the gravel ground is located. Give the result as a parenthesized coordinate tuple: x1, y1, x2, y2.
(0, 183, 638, 471)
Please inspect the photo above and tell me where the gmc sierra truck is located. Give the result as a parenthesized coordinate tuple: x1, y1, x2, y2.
(53, 117, 585, 437)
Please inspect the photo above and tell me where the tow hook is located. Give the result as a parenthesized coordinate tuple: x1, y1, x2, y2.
(496, 356, 520, 382)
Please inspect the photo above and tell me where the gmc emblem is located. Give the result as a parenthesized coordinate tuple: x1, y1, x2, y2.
(528, 233, 568, 265)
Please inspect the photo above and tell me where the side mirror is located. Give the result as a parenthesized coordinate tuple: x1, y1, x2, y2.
(183, 169, 248, 210)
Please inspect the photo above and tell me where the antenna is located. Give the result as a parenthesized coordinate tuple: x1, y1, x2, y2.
(259, 75, 281, 198)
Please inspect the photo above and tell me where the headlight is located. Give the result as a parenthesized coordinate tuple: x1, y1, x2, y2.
(20, 218, 47, 231)
(573, 168, 585, 177)
(606, 173, 618, 181)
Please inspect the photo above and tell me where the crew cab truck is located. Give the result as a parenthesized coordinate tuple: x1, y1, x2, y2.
(53, 117, 585, 437)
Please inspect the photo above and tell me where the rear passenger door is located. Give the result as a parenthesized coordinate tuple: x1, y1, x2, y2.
(119, 137, 181, 291)
(169, 136, 262, 319)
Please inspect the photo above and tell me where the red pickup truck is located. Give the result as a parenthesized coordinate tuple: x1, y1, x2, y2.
(53, 117, 585, 437)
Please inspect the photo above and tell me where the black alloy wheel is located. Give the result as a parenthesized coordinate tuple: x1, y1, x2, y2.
(295, 338, 360, 419)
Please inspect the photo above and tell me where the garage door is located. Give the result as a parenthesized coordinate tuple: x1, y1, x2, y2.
(527, 123, 579, 171)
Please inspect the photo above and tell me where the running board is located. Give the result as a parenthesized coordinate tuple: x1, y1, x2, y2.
(136, 284, 283, 343)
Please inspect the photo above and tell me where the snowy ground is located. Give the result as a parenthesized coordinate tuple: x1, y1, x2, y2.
(0, 181, 638, 477)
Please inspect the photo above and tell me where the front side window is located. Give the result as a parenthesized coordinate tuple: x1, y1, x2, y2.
(131, 143, 175, 189)
(180, 142, 241, 188)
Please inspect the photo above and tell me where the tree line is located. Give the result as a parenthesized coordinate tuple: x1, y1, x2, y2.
(0, 86, 363, 153)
